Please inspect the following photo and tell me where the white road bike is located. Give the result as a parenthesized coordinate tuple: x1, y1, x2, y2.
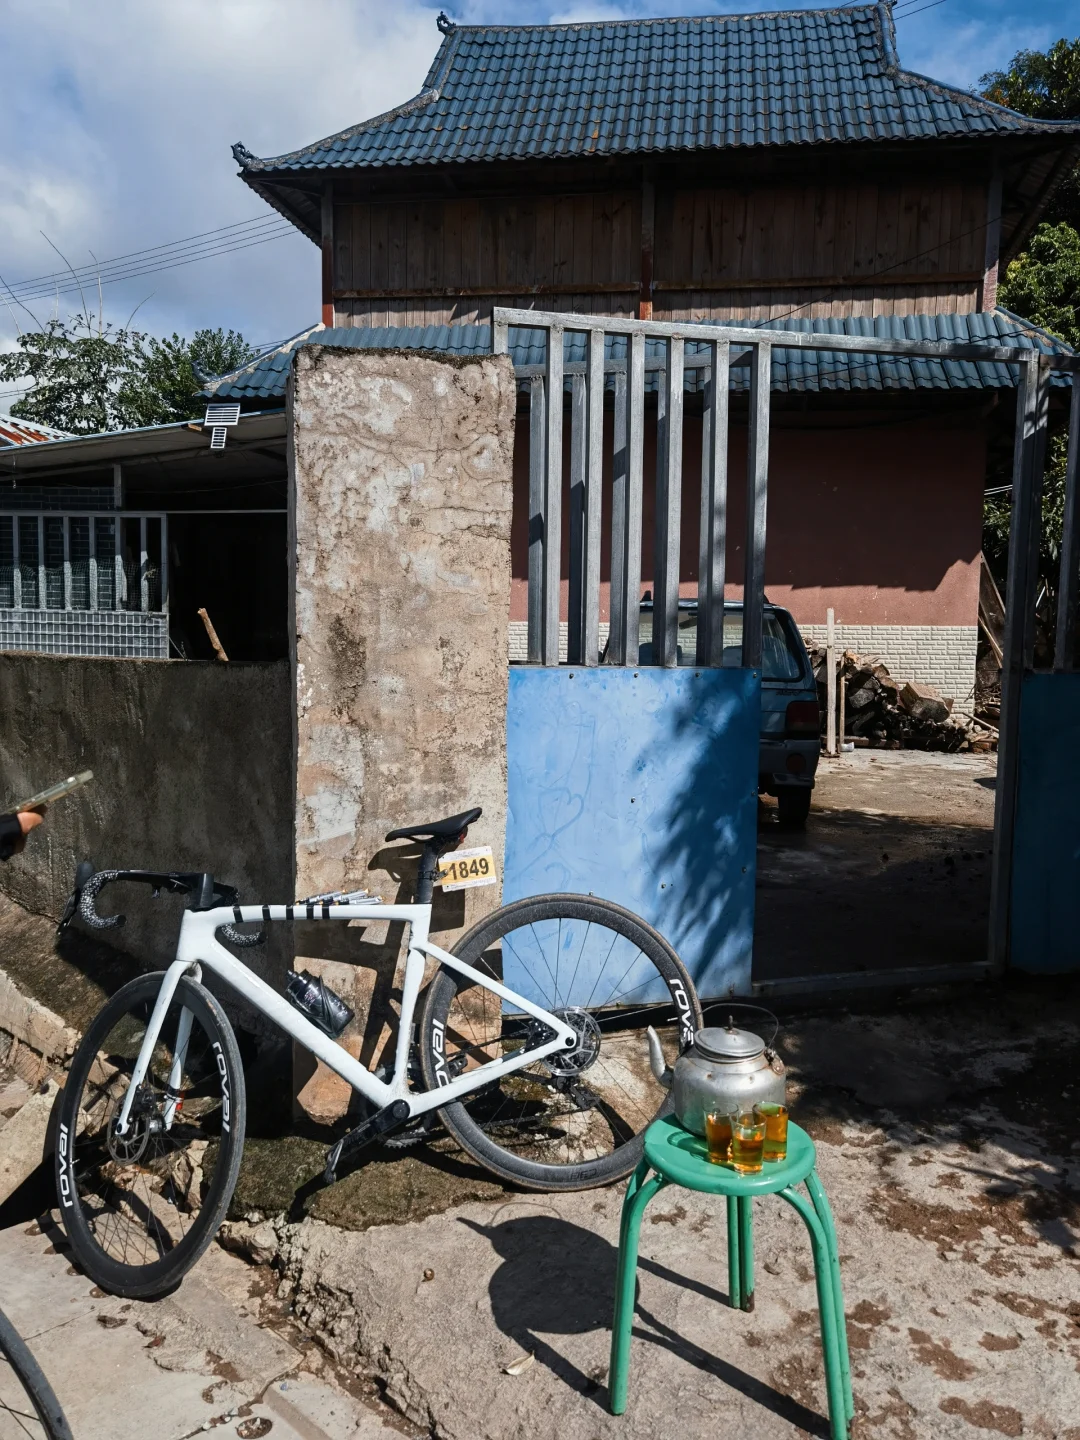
(53, 808, 701, 1298)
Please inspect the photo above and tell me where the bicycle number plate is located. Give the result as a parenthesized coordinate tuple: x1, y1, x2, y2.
(436, 846, 498, 891)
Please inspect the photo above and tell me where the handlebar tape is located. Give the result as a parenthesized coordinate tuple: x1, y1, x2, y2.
(78, 870, 127, 930)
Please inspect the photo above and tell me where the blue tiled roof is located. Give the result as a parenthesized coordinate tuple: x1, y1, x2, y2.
(203, 311, 1075, 403)
(233, 4, 1078, 178)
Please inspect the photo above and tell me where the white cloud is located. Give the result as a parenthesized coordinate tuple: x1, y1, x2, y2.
(1, 0, 442, 350)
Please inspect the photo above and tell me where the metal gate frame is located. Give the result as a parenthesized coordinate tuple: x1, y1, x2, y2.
(493, 307, 1078, 990)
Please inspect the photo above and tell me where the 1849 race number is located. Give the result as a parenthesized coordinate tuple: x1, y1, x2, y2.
(436, 846, 498, 891)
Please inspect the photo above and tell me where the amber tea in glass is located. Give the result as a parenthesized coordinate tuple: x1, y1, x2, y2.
(729, 1111, 766, 1174)
(756, 1102, 789, 1162)
(704, 1110, 733, 1165)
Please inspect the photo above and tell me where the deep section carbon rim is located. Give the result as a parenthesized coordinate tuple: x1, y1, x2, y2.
(421, 895, 701, 1188)
(0, 1307, 73, 1440)
(57, 974, 244, 1295)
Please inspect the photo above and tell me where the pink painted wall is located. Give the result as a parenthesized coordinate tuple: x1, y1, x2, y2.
(509, 408, 986, 629)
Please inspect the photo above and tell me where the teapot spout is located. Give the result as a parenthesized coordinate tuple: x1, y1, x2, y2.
(646, 1026, 673, 1089)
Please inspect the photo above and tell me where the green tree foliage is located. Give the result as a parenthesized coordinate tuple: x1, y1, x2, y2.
(998, 223, 1080, 348)
(980, 38, 1080, 231)
(132, 329, 257, 427)
(0, 316, 256, 435)
(978, 39, 1079, 642)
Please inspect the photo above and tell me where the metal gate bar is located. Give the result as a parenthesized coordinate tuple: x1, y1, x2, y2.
(1052, 378, 1080, 670)
(494, 307, 1075, 682)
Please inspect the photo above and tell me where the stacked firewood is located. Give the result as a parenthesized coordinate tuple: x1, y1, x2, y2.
(807, 649, 989, 752)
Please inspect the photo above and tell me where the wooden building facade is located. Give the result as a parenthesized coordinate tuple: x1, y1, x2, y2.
(229, 2, 1080, 701)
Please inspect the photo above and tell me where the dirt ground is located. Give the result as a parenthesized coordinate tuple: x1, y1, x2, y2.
(755, 751, 998, 984)
(213, 977, 1080, 1440)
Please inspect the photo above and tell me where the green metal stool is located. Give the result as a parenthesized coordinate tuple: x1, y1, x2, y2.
(609, 1116, 853, 1440)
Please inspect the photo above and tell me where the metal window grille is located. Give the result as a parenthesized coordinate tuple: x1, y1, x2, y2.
(0, 510, 168, 658)
(493, 307, 1072, 672)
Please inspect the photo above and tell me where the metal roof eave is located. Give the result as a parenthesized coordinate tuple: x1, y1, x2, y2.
(0, 410, 286, 478)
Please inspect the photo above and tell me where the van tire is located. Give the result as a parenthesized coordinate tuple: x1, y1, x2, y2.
(777, 788, 812, 829)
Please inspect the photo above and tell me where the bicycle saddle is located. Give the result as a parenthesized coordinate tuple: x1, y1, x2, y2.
(384, 807, 481, 843)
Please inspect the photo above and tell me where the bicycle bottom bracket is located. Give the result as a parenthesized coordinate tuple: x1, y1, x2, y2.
(544, 1007, 602, 1077)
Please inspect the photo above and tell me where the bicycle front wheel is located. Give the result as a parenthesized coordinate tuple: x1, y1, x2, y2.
(0, 1307, 73, 1440)
(55, 972, 245, 1299)
(419, 894, 702, 1191)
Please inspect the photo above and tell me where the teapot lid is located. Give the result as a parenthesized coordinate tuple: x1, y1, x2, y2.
(694, 1024, 765, 1062)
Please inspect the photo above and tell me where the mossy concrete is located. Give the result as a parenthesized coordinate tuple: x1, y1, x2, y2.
(231, 1132, 508, 1231)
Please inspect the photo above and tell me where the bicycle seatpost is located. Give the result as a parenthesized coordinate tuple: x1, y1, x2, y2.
(414, 841, 440, 906)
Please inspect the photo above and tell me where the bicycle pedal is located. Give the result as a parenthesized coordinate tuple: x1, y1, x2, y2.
(324, 1099, 411, 1184)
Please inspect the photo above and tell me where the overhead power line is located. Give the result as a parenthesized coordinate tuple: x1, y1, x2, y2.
(2, 214, 299, 311)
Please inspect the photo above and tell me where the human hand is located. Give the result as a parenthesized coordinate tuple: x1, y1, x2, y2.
(13, 807, 45, 853)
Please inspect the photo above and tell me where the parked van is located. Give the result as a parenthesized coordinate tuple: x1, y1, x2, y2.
(632, 598, 820, 828)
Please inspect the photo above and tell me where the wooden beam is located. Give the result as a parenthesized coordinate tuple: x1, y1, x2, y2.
(979, 167, 1003, 311)
(639, 176, 655, 321)
(321, 185, 334, 328)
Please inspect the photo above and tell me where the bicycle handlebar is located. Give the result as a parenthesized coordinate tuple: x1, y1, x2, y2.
(58, 865, 266, 948)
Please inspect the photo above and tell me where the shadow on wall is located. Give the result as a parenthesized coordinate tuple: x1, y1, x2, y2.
(502, 666, 760, 1000)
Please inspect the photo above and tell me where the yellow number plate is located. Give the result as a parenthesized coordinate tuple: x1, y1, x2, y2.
(436, 846, 498, 891)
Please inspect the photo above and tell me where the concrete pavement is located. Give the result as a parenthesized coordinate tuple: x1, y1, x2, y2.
(0, 1220, 412, 1440)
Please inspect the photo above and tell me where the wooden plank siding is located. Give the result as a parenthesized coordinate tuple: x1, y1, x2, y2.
(330, 178, 988, 327)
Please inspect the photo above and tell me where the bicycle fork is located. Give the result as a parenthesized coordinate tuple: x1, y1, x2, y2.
(116, 962, 195, 1136)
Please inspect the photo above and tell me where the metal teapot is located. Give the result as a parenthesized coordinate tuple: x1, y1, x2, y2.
(647, 1006, 786, 1137)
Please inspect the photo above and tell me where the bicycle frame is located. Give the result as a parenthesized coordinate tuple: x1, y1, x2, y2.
(117, 901, 579, 1135)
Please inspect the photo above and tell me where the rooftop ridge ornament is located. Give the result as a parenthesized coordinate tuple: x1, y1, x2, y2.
(436, 11, 455, 34)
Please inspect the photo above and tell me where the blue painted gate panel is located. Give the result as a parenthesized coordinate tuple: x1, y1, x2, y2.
(503, 666, 760, 1002)
(1011, 672, 1080, 973)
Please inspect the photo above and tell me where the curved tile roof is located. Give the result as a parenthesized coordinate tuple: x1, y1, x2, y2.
(200, 311, 1076, 403)
(233, 4, 1078, 178)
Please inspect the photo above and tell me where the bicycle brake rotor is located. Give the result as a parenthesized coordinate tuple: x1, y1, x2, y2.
(544, 1007, 602, 1077)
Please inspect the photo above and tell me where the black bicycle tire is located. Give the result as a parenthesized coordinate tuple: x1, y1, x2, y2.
(0, 1305, 74, 1440)
(419, 894, 702, 1191)
(55, 972, 246, 1300)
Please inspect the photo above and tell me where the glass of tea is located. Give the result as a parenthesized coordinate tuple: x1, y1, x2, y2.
(704, 1110, 733, 1165)
(729, 1110, 766, 1174)
(755, 1102, 789, 1163)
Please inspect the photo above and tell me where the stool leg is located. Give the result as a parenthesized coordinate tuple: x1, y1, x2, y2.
(778, 1187, 849, 1440)
(737, 1196, 755, 1312)
(609, 1171, 667, 1416)
(726, 1195, 742, 1310)
(806, 1171, 853, 1423)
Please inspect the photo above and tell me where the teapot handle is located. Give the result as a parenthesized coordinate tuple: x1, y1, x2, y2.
(708, 1001, 780, 1050)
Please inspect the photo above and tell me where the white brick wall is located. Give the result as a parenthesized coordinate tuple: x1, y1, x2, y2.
(509, 620, 609, 663)
(509, 619, 978, 703)
(797, 623, 978, 704)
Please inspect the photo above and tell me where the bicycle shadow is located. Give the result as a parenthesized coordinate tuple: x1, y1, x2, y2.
(458, 1211, 828, 1433)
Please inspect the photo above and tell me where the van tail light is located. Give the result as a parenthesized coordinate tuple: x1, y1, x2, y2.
(785, 700, 820, 736)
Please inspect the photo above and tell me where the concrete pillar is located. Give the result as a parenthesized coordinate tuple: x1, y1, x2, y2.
(287, 346, 517, 1115)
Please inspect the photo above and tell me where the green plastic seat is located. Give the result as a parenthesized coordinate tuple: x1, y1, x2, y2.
(609, 1116, 854, 1440)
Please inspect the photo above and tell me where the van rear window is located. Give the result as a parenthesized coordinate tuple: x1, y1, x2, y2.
(630, 608, 805, 680)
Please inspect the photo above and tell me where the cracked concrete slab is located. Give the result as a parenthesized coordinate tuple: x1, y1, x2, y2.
(0, 1222, 406, 1440)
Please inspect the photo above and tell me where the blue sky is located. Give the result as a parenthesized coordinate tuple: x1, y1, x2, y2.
(1, 0, 1077, 399)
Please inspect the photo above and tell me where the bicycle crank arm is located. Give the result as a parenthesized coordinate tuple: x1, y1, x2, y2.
(324, 1099, 411, 1185)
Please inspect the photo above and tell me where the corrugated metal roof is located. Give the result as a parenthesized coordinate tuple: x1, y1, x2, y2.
(233, 4, 1079, 179)
(201, 311, 1076, 402)
(0, 414, 73, 447)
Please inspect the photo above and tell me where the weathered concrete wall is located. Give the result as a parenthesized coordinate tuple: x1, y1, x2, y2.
(291, 345, 515, 905)
(0, 655, 293, 984)
(288, 346, 516, 1079)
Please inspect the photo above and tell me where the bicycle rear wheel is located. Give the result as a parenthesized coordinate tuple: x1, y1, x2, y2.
(55, 973, 245, 1299)
(0, 1307, 73, 1440)
(419, 894, 701, 1190)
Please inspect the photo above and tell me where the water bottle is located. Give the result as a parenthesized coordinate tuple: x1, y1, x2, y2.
(285, 969, 354, 1039)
